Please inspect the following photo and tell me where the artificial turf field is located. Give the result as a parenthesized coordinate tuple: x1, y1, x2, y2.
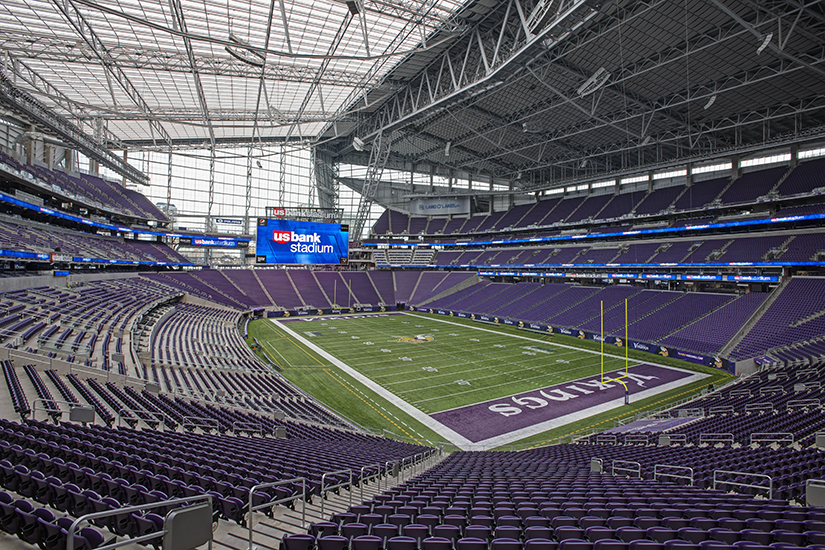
(247, 311, 733, 449)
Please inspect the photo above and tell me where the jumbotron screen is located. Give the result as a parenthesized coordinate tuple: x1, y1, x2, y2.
(255, 218, 349, 265)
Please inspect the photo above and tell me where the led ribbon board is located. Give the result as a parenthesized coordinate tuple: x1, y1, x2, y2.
(255, 218, 349, 265)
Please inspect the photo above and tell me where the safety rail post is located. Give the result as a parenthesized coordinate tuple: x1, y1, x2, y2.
(320, 469, 354, 518)
(67, 494, 212, 550)
(611, 460, 642, 479)
(249, 478, 307, 550)
(385, 460, 398, 492)
(360, 463, 382, 503)
(713, 470, 772, 499)
(654, 464, 694, 486)
(595, 434, 617, 445)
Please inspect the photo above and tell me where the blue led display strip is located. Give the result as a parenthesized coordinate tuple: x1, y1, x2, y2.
(0, 190, 250, 247)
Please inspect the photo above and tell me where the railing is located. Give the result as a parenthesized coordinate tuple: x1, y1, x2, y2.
(360, 463, 384, 503)
(182, 415, 220, 432)
(319, 469, 353, 518)
(713, 470, 772, 499)
(699, 433, 734, 445)
(232, 421, 266, 436)
(67, 494, 213, 550)
(749, 432, 794, 446)
(624, 434, 649, 445)
(595, 434, 617, 445)
(745, 402, 774, 413)
(124, 408, 169, 430)
(759, 386, 785, 396)
(654, 464, 693, 486)
(787, 398, 820, 411)
(611, 460, 641, 479)
(248, 478, 307, 550)
(708, 405, 735, 415)
(31, 397, 80, 422)
(659, 433, 687, 445)
(729, 389, 752, 398)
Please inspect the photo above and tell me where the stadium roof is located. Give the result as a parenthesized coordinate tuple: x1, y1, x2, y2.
(0, 0, 467, 147)
(1, 0, 825, 195)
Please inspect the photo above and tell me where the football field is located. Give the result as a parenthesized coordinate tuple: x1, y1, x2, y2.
(250, 311, 729, 449)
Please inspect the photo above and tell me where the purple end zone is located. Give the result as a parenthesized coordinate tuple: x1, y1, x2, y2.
(430, 363, 695, 443)
(278, 312, 405, 322)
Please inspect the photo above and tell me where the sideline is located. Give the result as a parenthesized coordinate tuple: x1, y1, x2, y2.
(270, 318, 473, 448)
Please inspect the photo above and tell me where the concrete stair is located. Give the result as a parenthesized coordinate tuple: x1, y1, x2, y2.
(214, 452, 447, 550)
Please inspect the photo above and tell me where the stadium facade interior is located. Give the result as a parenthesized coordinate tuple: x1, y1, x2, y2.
(2, 1, 825, 550)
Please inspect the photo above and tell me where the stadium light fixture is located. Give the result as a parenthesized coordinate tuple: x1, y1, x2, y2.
(757, 33, 772, 55)
(704, 94, 717, 110)
(352, 136, 365, 151)
(577, 68, 610, 98)
(445, 141, 451, 157)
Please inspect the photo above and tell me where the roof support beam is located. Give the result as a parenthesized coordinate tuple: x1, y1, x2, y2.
(350, 0, 600, 146)
(50, 0, 173, 150)
(168, 0, 215, 148)
(709, 0, 825, 79)
(0, 69, 149, 184)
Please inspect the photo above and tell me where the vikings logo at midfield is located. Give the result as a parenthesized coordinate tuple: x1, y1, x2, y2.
(395, 334, 435, 344)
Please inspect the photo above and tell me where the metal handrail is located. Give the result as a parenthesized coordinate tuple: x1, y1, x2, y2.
(788, 398, 820, 410)
(320, 469, 354, 518)
(624, 434, 649, 445)
(31, 397, 83, 422)
(596, 434, 617, 445)
(654, 464, 694, 486)
(664, 434, 687, 445)
(749, 432, 794, 446)
(127, 408, 169, 430)
(360, 463, 383, 503)
(713, 470, 772, 499)
(232, 421, 265, 436)
(67, 494, 212, 550)
(699, 433, 734, 445)
(745, 402, 775, 413)
(611, 460, 641, 478)
(248, 477, 307, 550)
(708, 405, 735, 415)
(182, 416, 220, 432)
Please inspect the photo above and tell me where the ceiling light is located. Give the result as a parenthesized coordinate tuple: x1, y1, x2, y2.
(352, 136, 365, 151)
(445, 141, 451, 157)
(641, 135, 651, 146)
(577, 68, 610, 98)
(757, 33, 772, 55)
(704, 94, 717, 110)
(256, 160, 263, 169)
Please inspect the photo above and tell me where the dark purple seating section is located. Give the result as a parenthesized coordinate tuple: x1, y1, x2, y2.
(0, 151, 168, 221)
(731, 277, 825, 360)
(422, 233, 809, 268)
(0, 219, 188, 265)
(423, 276, 825, 360)
(327, 440, 825, 548)
(370, 162, 824, 239)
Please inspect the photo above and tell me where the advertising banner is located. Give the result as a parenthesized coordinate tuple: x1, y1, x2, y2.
(409, 197, 471, 216)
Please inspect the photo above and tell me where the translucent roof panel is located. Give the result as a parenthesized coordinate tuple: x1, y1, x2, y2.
(0, 0, 467, 144)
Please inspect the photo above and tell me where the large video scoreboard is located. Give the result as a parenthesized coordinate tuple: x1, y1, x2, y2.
(255, 218, 349, 265)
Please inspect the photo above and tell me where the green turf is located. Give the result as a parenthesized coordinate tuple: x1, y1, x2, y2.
(247, 311, 733, 448)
